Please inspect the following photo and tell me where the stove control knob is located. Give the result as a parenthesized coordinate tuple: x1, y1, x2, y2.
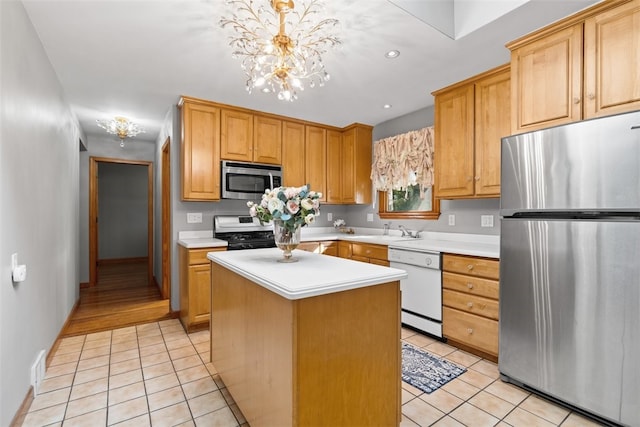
(425, 258, 432, 266)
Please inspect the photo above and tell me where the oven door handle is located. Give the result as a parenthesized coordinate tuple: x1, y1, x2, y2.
(269, 172, 274, 190)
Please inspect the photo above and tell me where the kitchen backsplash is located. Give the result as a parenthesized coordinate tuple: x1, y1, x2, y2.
(174, 198, 500, 236)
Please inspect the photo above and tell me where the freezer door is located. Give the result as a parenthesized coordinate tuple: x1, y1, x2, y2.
(499, 218, 640, 426)
(500, 110, 640, 216)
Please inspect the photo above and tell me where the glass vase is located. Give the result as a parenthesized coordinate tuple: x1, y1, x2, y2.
(273, 220, 301, 263)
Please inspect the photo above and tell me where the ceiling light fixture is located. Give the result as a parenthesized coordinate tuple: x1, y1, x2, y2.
(383, 104, 392, 109)
(385, 50, 400, 59)
(220, 0, 340, 102)
(96, 116, 145, 148)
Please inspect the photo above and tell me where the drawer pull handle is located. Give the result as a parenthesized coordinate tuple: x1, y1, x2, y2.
(467, 283, 474, 289)
(467, 328, 473, 334)
(467, 264, 474, 270)
(467, 302, 473, 308)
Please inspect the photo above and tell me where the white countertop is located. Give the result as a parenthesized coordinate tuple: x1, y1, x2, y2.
(177, 230, 228, 249)
(207, 248, 408, 300)
(178, 228, 500, 258)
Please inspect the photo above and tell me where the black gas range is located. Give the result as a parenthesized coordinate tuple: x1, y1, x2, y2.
(213, 215, 276, 250)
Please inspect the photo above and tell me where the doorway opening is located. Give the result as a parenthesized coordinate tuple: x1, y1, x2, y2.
(161, 138, 171, 300)
(89, 157, 154, 287)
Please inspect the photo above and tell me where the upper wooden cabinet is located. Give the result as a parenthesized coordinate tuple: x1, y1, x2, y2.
(220, 110, 282, 165)
(253, 115, 282, 164)
(326, 129, 344, 203)
(508, 0, 640, 132)
(433, 65, 510, 199)
(509, 25, 583, 132)
(179, 97, 221, 201)
(281, 121, 306, 186)
(584, 0, 640, 118)
(305, 125, 327, 201)
(179, 96, 373, 203)
(340, 124, 373, 204)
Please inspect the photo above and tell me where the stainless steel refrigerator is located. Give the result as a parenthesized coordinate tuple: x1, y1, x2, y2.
(499, 111, 640, 426)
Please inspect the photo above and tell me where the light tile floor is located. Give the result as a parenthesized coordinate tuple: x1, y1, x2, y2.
(21, 319, 605, 426)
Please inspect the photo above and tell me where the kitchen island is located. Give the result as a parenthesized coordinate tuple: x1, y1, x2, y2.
(207, 248, 407, 427)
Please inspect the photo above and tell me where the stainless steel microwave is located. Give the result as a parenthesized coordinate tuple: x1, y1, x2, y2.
(221, 161, 282, 200)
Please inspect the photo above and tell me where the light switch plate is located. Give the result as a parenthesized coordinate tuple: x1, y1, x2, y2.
(448, 214, 455, 226)
(366, 213, 374, 222)
(187, 213, 203, 224)
(327, 212, 333, 221)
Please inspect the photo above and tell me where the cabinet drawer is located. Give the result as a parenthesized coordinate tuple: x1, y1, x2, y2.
(189, 247, 225, 265)
(443, 254, 499, 279)
(351, 243, 387, 262)
(443, 290, 499, 320)
(443, 307, 498, 356)
(443, 272, 499, 299)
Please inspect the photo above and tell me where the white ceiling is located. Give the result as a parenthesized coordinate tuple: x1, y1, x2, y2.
(21, 0, 600, 143)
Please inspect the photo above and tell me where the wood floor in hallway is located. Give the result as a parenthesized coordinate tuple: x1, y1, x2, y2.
(61, 260, 173, 337)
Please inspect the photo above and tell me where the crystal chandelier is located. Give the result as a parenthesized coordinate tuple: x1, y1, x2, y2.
(96, 116, 145, 148)
(220, 0, 340, 102)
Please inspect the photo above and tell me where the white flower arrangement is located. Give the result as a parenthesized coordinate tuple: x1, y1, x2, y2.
(247, 185, 321, 232)
(333, 219, 346, 228)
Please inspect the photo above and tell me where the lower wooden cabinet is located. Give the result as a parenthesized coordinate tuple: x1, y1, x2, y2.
(339, 242, 389, 266)
(179, 246, 226, 332)
(442, 253, 500, 360)
(297, 241, 338, 256)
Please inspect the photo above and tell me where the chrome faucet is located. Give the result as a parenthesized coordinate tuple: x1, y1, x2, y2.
(383, 222, 391, 235)
(398, 225, 421, 239)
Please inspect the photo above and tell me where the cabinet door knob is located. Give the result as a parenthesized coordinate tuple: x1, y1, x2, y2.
(467, 328, 474, 334)
(474, 176, 480, 181)
(573, 97, 581, 104)
(467, 302, 474, 308)
(588, 92, 595, 100)
(467, 264, 474, 270)
(467, 283, 474, 289)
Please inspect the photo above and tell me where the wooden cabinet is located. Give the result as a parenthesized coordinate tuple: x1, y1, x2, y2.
(179, 96, 373, 203)
(179, 97, 221, 201)
(340, 242, 389, 266)
(297, 241, 338, 256)
(433, 64, 510, 199)
(305, 125, 327, 200)
(326, 130, 343, 203)
(220, 110, 282, 165)
(327, 124, 374, 204)
(584, 0, 640, 118)
(509, 0, 640, 132)
(179, 246, 226, 332)
(281, 121, 305, 186)
(509, 24, 583, 132)
(442, 253, 500, 361)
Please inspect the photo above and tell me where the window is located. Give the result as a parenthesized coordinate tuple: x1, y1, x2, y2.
(371, 127, 440, 220)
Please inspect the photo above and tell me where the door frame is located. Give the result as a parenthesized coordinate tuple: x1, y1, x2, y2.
(89, 156, 154, 287)
(161, 138, 171, 299)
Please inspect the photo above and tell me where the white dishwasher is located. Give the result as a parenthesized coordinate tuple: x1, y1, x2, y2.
(388, 247, 442, 338)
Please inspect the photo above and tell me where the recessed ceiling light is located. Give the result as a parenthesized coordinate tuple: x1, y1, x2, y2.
(385, 50, 400, 59)
(383, 104, 392, 109)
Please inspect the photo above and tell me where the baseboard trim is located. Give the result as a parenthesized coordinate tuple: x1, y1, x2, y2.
(12, 298, 80, 426)
(79, 281, 89, 289)
(47, 298, 80, 367)
(9, 387, 34, 427)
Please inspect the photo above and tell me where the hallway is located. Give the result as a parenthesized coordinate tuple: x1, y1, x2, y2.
(61, 260, 172, 337)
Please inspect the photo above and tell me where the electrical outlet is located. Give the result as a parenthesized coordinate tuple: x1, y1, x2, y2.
(187, 212, 203, 224)
(481, 215, 494, 227)
(448, 214, 455, 226)
(327, 212, 333, 221)
(367, 213, 374, 222)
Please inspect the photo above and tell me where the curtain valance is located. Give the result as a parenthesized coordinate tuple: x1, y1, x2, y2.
(370, 126, 434, 195)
